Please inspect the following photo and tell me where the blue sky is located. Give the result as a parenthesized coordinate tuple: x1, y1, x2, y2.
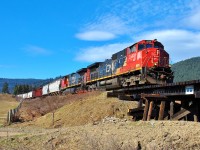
(0, 0, 200, 79)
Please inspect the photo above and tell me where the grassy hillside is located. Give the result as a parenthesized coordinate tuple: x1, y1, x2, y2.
(34, 92, 137, 128)
(0, 94, 19, 126)
(172, 57, 200, 82)
(16, 91, 137, 128)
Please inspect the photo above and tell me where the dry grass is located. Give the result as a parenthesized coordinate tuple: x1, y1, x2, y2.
(34, 92, 136, 127)
(15, 91, 137, 128)
(0, 94, 19, 126)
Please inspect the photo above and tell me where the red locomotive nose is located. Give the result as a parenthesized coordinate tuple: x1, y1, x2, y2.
(158, 50, 169, 67)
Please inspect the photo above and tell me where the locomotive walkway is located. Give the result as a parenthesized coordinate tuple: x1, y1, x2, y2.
(107, 80, 200, 122)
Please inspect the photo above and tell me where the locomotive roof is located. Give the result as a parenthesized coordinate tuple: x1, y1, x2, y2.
(62, 74, 69, 78)
(76, 68, 87, 73)
(70, 72, 76, 75)
(87, 62, 102, 69)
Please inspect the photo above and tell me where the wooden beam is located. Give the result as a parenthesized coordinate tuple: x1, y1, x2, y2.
(141, 93, 167, 101)
(170, 101, 174, 120)
(193, 101, 199, 122)
(194, 114, 198, 122)
(195, 91, 200, 98)
(171, 108, 190, 120)
(175, 100, 181, 104)
(147, 101, 154, 121)
(181, 100, 189, 121)
(158, 101, 165, 120)
(142, 99, 149, 121)
(164, 116, 169, 120)
(129, 106, 145, 113)
(118, 95, 138, 101)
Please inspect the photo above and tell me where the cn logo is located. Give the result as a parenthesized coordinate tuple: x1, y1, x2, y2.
(106, 65, 111, 72)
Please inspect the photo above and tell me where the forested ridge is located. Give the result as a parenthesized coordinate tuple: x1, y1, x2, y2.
(171, 57, 200, 82)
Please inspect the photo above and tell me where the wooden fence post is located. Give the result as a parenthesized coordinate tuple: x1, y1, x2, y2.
(7, 100, 24, 125)
(7, 111, 10, 125)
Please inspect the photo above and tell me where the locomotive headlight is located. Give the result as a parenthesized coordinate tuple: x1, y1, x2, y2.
(154, 63, 157, 66)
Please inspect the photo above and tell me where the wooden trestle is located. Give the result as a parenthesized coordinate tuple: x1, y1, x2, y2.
(138, 94, 200, 121)
(108, 80, 200, 122)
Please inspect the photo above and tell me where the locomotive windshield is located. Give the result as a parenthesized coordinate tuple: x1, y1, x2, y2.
(138, 43, 153, 51)
(154, 42, 164, 49)
(138, 44, 145, 50)
(146, 44, 153, 48)
(130, 44, 136, 53)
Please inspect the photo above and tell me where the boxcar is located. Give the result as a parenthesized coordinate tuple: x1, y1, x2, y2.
(48, 79, 61, 93)
(42, 84, 49, 95)
(22, 93, 28, 99)
(33, 87, 42, 97)
(27, 91, 33, 98)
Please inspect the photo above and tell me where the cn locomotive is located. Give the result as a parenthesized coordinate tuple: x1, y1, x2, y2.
(17, 39, 173, 99)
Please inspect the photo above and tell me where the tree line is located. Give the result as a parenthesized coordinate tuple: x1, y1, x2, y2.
(13, 84, 34, 95)
(1, 82, 33, 95)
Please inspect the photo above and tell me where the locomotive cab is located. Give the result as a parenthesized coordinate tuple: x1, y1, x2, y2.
(125, 39, 170, 71)
(135, 39, 173, 83)
(152, 40, 169, 68)
(118, 39, 173, 86)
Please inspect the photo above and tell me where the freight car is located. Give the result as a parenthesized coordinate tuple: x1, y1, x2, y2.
(17, 39, 173, 99)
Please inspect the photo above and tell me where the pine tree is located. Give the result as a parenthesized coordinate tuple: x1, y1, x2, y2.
(13, 85, 19, 95)
(18, 85, 23, 94)
(2, 82, 9, 94)
(13, 84, 33, 95)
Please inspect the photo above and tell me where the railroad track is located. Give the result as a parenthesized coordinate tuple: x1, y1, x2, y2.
(107, 80, 200, 122)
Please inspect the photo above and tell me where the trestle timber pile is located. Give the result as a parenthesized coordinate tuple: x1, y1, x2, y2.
(15, 39, 200, 122)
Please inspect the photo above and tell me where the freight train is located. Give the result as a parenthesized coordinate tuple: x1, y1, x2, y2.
(17, 39, 173, 99)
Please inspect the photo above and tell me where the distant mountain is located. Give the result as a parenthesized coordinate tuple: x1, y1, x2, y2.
(0, 78, 54, 94)
(171, 57, 200, 82)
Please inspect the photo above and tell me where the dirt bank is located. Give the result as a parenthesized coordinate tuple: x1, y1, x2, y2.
(1, 121, 200, 150)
